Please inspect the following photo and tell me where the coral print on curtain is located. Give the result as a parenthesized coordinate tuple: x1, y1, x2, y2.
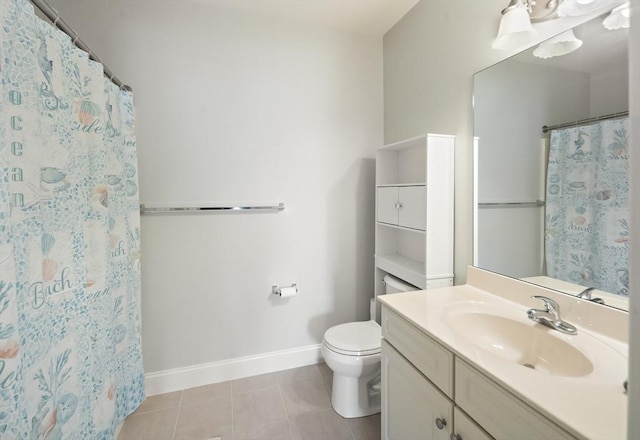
(545, 118, 629, 296)
(0, 0, 144, 438)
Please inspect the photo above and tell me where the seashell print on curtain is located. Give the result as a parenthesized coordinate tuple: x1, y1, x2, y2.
(545, 118, 630, 296)
(0, 0, 145, 437)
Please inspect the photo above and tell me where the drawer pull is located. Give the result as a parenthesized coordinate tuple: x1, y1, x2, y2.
(435, 417, 447, 430)
(450, 433, 462, 440)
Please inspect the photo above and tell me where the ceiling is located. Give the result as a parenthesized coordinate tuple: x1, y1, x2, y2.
(192, 0, 419, 36)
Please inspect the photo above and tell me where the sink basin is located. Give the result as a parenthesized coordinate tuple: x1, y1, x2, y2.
(445, 308, 594, 377)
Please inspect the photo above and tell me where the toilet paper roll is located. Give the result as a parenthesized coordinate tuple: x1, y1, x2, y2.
(279, 286, 298, 298)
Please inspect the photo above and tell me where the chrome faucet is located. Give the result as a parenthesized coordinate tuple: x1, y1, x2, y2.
(576, 287, 605, 305)
(527, 295, 577, 335)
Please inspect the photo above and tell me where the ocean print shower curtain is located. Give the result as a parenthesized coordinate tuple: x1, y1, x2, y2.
(0, 0, 144, 437)
(545, 118, 629, 296)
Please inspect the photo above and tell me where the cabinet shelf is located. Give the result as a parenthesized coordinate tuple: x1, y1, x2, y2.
(377, 183, 426, 188)
(377, 221, 425, 234)
(375, 253, 426, 289)
(378, 135, 427, 152)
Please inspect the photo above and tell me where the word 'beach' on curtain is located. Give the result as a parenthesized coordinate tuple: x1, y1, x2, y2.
(545, 118, 630, 296)
(0, 0, 145, 437)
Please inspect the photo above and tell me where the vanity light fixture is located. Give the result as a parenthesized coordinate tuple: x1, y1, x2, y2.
(557, 0, 601, 17)
(533, 29, 583, 58)
(493, 0, 621, 51)
(603, 2, 630, 29)
(492, 0, 538, 50)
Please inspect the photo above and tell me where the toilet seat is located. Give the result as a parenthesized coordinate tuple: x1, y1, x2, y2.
(323, 320, 381, 356)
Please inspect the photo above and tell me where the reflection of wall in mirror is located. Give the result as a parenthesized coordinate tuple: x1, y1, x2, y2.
(590, 69, 629, 117)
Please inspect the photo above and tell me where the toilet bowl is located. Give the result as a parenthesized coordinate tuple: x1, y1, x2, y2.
(321, 274, 417, 418)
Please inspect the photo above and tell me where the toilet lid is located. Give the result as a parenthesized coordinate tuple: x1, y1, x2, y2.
(323, 321, 381, 356)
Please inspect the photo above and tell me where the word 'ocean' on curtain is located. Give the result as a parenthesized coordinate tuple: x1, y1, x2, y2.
(0, 0, 144, 437)
(545, 118, 629, 296)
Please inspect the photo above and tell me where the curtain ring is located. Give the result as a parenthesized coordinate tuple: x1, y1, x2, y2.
(52, 16, 60, 27)
(72, 31, 79, 45)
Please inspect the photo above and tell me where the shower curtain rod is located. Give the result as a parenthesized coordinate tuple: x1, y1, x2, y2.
(542, 111, 628, 133)
(29, 0, 131, 91)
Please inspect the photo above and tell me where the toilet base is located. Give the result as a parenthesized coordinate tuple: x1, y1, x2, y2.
(330, 369, 381, 418)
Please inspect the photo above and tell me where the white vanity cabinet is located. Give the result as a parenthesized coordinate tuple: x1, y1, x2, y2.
(381, 339, 452, 440)
(374, 134, 454, 291)
(381, 306, 576, 440)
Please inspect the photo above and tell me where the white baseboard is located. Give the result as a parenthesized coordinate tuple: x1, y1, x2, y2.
(144, 344, 323, 396)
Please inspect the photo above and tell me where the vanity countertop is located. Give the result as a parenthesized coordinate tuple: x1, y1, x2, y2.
(377, 266, 629, 440)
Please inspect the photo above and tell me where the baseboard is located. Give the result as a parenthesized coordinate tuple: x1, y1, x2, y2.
(144, 344, 323, 396)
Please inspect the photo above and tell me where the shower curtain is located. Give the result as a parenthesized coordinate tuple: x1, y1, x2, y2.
(545, 118, 629, 296)
(0, 0, 144, 438)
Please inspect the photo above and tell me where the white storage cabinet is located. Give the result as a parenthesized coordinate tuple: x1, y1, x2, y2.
(375, 134, 455, 291)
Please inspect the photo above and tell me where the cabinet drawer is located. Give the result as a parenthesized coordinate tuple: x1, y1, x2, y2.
(382, 307, 454, 397)
(455, 359, 576, 440)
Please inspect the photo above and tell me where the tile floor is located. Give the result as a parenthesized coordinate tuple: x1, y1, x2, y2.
(117, 363, 381, 440)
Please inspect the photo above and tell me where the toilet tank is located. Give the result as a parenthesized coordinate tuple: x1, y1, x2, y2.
(371, 274, 418, 322)
(383, 274, 418, 294)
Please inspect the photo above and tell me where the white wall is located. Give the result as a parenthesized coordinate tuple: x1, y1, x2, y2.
(383, 0, 625, 284)
(47, 1, 382, 375)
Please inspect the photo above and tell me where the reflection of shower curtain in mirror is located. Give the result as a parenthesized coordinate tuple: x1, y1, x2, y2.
(0, 0, 144, 437)
(545, 118, 629, 296)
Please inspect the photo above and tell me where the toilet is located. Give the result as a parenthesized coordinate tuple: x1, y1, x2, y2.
(320, 274, 417, 418)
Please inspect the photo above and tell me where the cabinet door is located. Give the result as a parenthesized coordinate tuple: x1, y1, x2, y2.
(398, 186, 426, 230)
(452, 407, 493, 440)
(377, 187, 399, 225)
(382, 340, 452, 440)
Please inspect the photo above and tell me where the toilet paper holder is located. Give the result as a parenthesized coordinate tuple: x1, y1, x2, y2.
(272, 284, 298, 296)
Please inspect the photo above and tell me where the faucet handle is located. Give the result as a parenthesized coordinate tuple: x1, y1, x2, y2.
(577, 287, 596, 299)
(531, 295, 560, 314)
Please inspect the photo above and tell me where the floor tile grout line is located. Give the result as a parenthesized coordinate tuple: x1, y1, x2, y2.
(277, 377, 292, 422)
(280, 375, 300, 439)
(170, 391, 184, 440)
(230, 382, 236, 440)
(345, 418, 358, 440)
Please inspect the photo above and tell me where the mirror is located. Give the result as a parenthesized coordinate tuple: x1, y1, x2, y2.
(473, 9, 629, 311)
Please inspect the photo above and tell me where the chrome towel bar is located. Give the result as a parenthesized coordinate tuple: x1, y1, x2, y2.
(478, 200, 545, 208)
(140, 203, 285, 214)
